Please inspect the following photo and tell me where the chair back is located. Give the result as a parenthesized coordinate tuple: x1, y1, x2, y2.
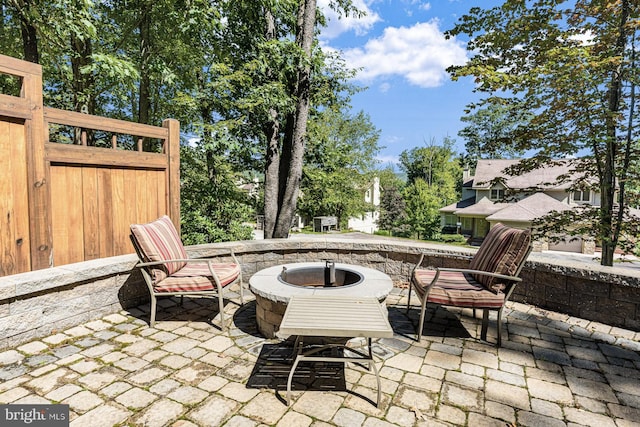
(469, 223, 531, 292)
(130, 216, 188, 283)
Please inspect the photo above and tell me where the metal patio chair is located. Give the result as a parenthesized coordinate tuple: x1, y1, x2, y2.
(408, 223, 532, 347)
(130, 215, 244, 330)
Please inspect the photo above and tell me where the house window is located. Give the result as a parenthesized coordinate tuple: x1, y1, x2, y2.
(573, 190, 591, 203)
(444, 214, 457, 226)
(490, 189, 505, 200)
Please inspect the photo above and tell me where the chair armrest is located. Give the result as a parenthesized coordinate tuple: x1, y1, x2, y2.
(137, 250, 240, 268)
(137, 258, 193, 267)
(437, 267, 522, 282)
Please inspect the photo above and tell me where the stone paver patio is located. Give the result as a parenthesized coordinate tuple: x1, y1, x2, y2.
(1, 288, 639, 427)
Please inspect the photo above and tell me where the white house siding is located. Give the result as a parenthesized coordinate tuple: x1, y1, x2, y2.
(347, 177, 381, 234)
(348, 211, 379, 234)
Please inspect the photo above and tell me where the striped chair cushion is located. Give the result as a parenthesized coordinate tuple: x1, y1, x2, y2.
(130, 216, 188, 283)
(155, 263, 241, 293)
(413, 269, 505, 308)
(172, 262, 240, 286)
(468, 223, 531, 293)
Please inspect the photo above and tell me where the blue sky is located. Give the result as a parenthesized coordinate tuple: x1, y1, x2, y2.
(317, 0, 497, 167)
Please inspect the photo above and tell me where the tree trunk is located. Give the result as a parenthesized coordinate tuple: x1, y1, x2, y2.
(600, 0, 630, 266)
(138, 0, 152, 129)
(263, 112, 281, 238)
(272, 0, 316, 238)
(70, 35, 94, 112)
(262, 7, 280, 239)
(19, 0, 38, 63)
(71, 28, 94, 145)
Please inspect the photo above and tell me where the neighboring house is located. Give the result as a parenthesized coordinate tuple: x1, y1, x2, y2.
(440, 159, 598, 253)
(237, 177, 260, 199)
(348, 177, 382, 234)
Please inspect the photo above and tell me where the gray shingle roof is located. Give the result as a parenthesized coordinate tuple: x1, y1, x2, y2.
(473, 159, 582, 190)
(486, 193, 572, 222)
(453, 197, 510, 216)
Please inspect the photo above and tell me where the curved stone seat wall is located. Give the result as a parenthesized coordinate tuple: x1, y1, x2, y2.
(1, 237, 638, 350)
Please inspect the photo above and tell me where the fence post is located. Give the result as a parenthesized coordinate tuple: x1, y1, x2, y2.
(163, 118, 181, 234)
(23, 62, 53, 269)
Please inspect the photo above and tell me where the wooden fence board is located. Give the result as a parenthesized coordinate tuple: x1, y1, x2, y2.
(10, 120, 31, 272)
(135, 169, 148, 224)
(156, 169, 167, 219)
(50, 166, 69, 266)
(111, 169, 129, 256)
(123, 168, 138, 248)
(82, 167, 100, 260)
(44, 107, 169, 139)
(66, 166, 85, 264)
(0, 122, 12, 275)
(97, 168, 115, 257)
(0, 120, 31, 274)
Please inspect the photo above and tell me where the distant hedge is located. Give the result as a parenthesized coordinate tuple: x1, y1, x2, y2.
(438, 234, 468, 244)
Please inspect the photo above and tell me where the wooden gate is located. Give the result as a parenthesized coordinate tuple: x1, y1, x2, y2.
(0, 54, 180, 275)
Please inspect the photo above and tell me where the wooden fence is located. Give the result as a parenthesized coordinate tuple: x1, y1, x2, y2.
(0, 54, 180, 276)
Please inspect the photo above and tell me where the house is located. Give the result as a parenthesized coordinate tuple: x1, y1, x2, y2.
(440, 159, 598, 253)
(347, 177, 382, 234)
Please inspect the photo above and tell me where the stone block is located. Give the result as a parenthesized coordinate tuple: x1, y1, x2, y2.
(569, 277, 610, 297)
(595, 299, 636, 320)
(545, 286, 571, 305)
(0, 308, 46, 339)
(0, 282, 15, 301)
(536, 270, 567, 289)
(0, 303, 9, 318)
(263, 252, 284, 262)
(283, 250, 300, 261)
(611, 285, 640, 304)
(241, 253, 264, 263)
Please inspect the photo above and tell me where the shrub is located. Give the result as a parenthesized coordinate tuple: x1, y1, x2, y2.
(438, 234, 467, 244)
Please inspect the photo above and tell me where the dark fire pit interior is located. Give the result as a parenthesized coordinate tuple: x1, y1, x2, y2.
(279, 261, 364, 288)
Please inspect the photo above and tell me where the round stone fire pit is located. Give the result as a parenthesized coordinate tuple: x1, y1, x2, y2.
(249, 262, 393, 338)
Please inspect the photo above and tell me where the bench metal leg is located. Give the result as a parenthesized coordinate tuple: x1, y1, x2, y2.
(285, 337, 383, 407)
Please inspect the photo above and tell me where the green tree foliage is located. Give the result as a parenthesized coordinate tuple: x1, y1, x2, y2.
(397, 138, 462, 239)
(298, 108, 381, 226)
(377, 166, 408, 236)
(448, 0, 640, 266)
(378, 183, 408, 237)
(180, 143, 254, 245)
(458, 100, 530, 168)
(403, 179, 442, 240)
(399, 137, 461, 202)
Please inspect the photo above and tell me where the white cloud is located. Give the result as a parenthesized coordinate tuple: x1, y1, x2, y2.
(568, 30, 595, 46)
(376, 154, 400, 165)
(379, 82, 391, 93)
(419, 2, 432, 11)
(341, 20, 468, 88)
(318, 0, 381, 39)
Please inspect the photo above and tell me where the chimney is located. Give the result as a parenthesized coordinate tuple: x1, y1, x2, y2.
(463, 166, 471, 181)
